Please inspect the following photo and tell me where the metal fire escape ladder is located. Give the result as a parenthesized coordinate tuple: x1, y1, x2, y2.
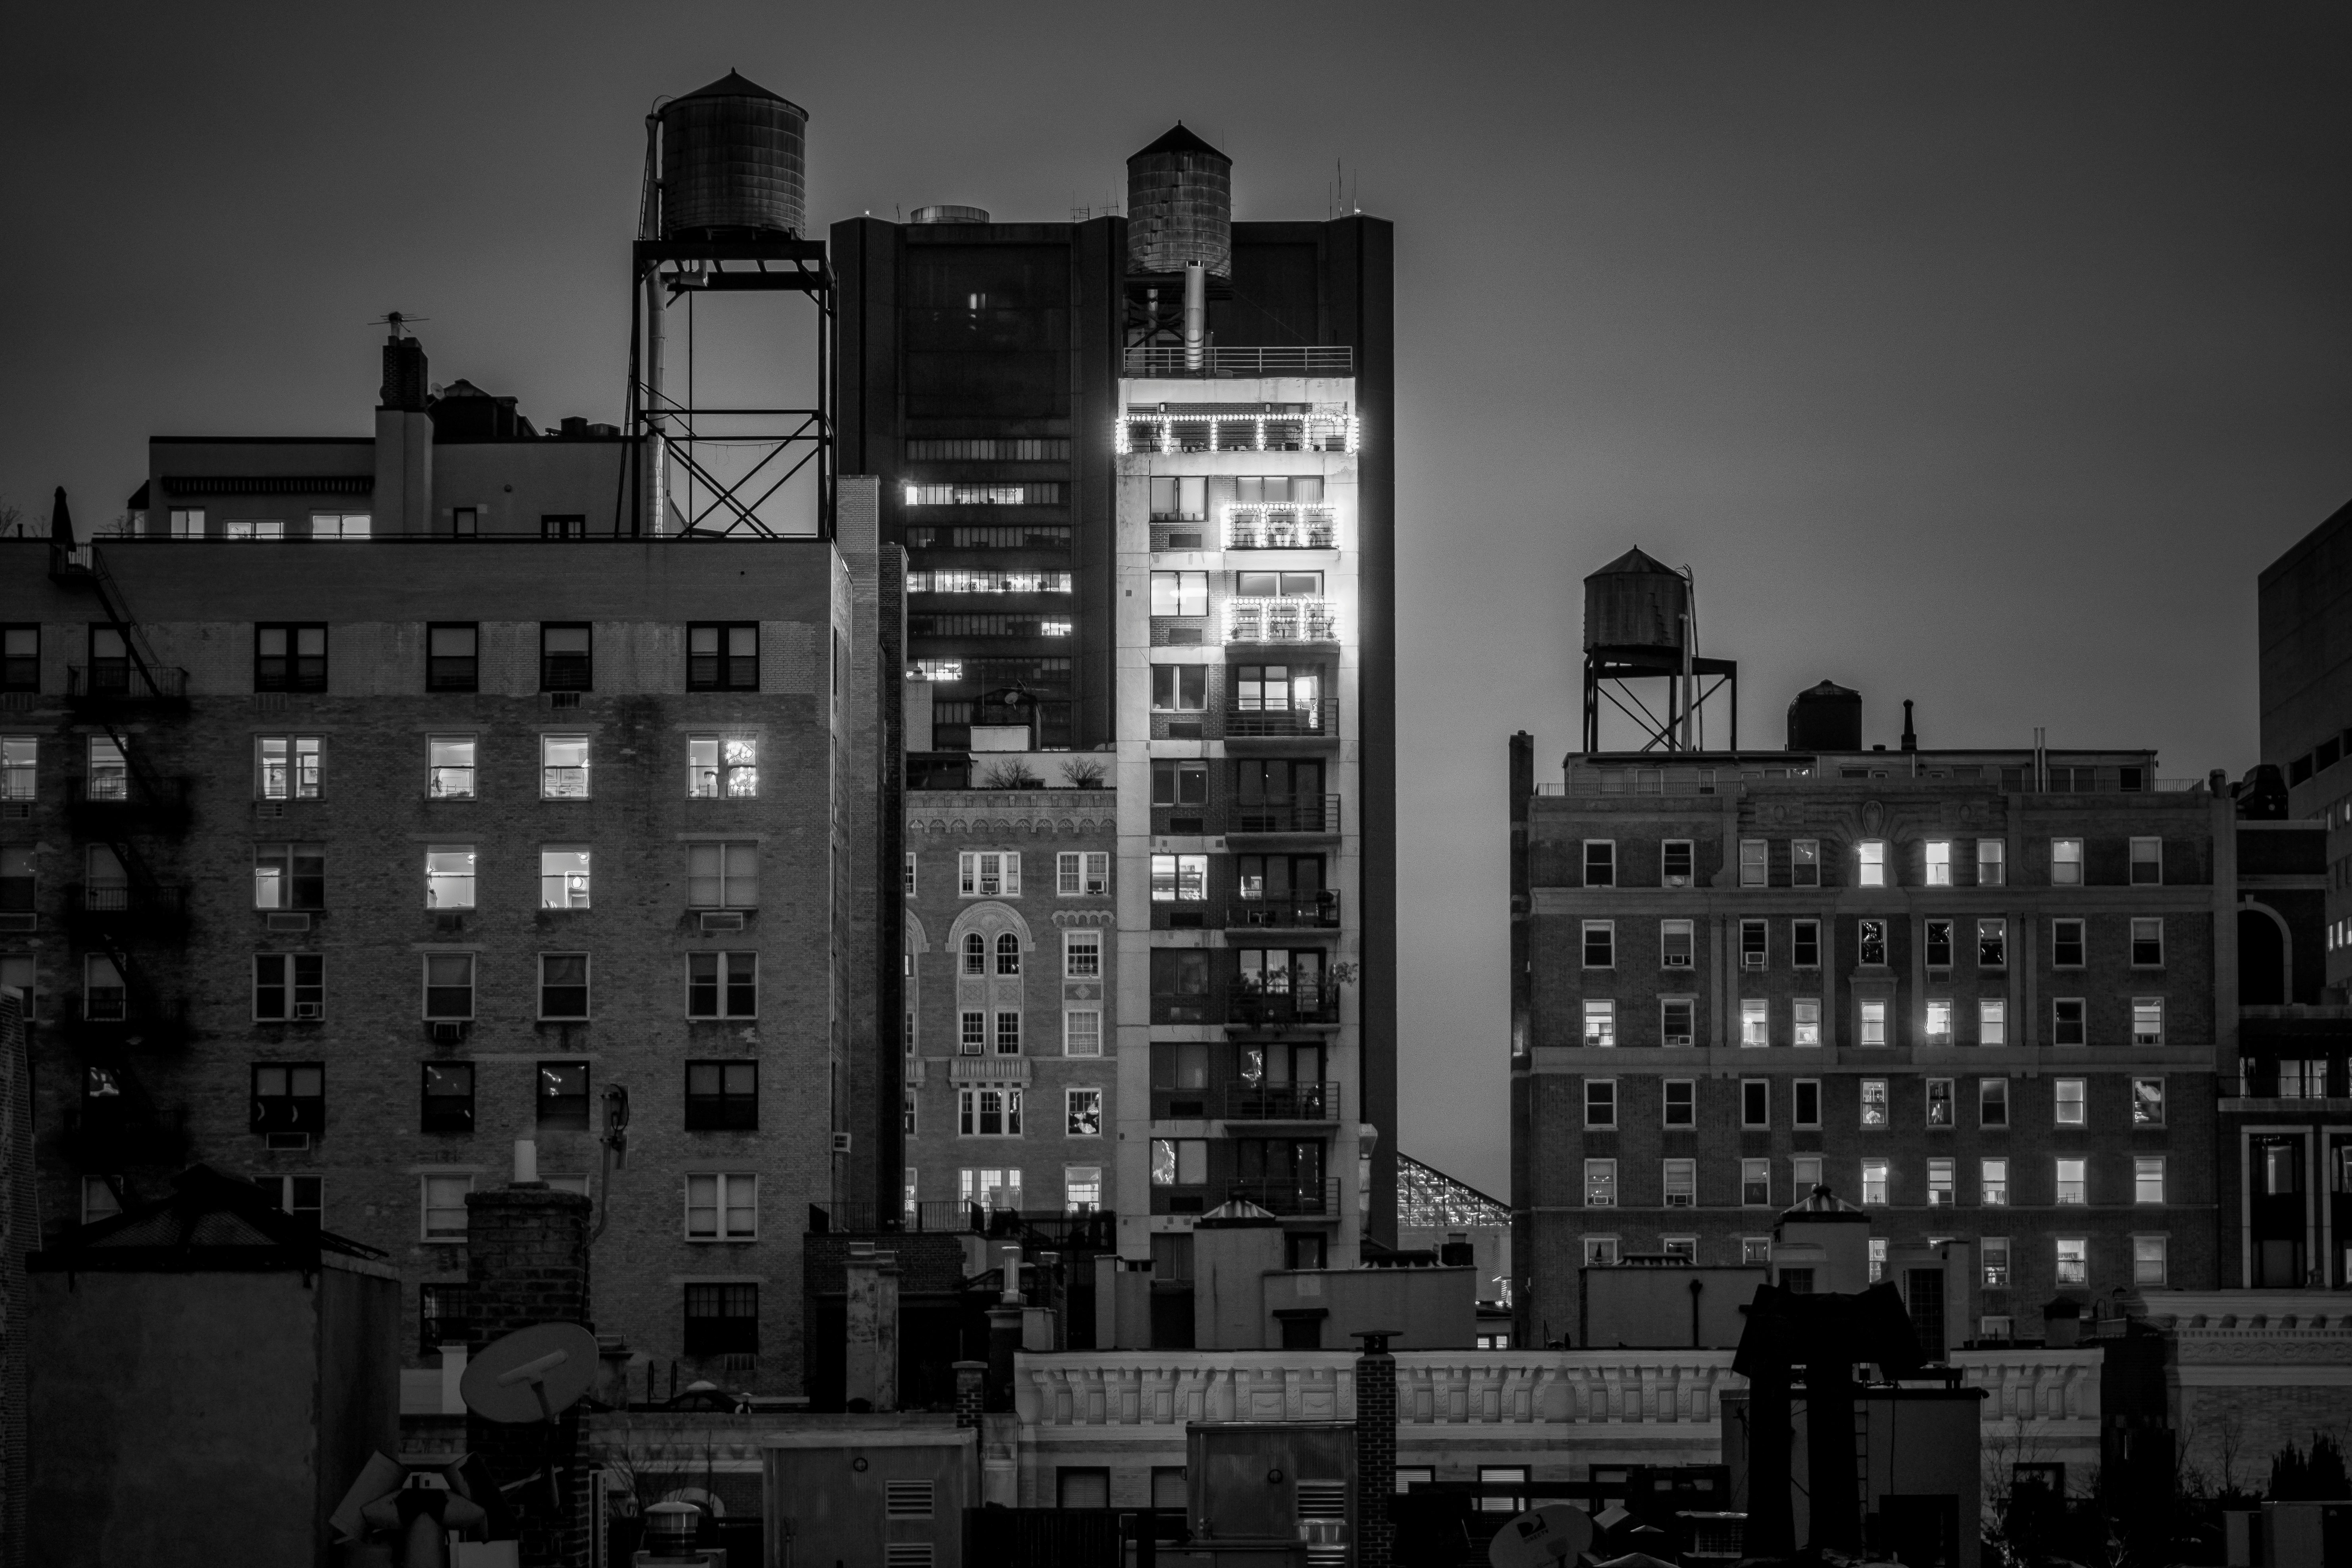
(83, 545, 172, 699)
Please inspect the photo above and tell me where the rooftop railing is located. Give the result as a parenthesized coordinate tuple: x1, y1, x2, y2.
(1123, 346, 1354, 378)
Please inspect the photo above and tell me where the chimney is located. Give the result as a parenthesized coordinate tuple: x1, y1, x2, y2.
(1352, 1331, 1400, 1568)
(375, 330, 434, 536)
(952, 1360, 987, 1428)
(380, 332, 429, 412)
(1900, 699, 1917, 753)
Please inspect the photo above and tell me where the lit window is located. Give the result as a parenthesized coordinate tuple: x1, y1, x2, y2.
(1065, 931, 1101, 978)
(1584, 1159, 1616, 1207)
(1066, 1088, 1103, 1138)
(1980, 1079, 2009, 1127)
(2129, 838, 2162, 885)
(1861, 1079, 1889, 1127)
(1739, 839, 1767, 887)
(994, 1011, 1021, 1055)
(1793, 998, 1821, 1047)
(1148, 571, 1208, 617)
(1925, 840, 1951, 886)
(687, 842, 759, 908)
(960, 850, 1021, 897)
(1927, 1079, 1954, 1126)
(1793, 1154, 1823, 1191)
(539, 847, 590, 909)
(1857, 840, 1887, 886)
(960, 1087, 1025, 1137)
(2055, 1157, 2087, 1205)
(1981, 1158, 2009, 1205)
(310, 510, 370, 538)
(1742, 1158, 1770, 1206)
(686, 952, 757, 1018)
(2056, 1237, 2088, 1286)
(1791, 839, 1820, 886)
(425, 845, 476, 909)
(1860, 999, 1887, 1046)
(1065, 1165, 1103, 1214)
(1742, 1236, 1772, 1265)
(429, 736, 475, 798)
(256, 736, 322, 800)
(167, 507, 204, 538)
(1148, 854, 1205, 901)
(0, 735, 33, 800)
(1057, 852, 1110, 896)
(422, 1174, 473, 1239)
(1741, 998, 1768, 1047)
(1582, 1000, 1616, 1048)
(685, 1173, 757, 1240)
(2050, 838, 2083, 885)
(1660, 919, 1694, 968)
(1982, 1236, 2010, 1286)
(1925, 999, 1953, 1045)
(1977, 839, 2005, 885)
(1583, 1236, 1619, 1266)
(2054, 997, 2087, 1046)
(540, 735, 590, 798)
(1861, 1159, 1889, 1205)
(2134, 1156, 2165, 1205)
(1927, 1158, 1954, 1206)
(1869, 1237, 1888, 1282)
(1582, 921, 1615, 968)
(2055, 1078, 2087, 1125)
(1858, 919, 1887, 966)
(2132, 1077, 2165, 1126)
(254, 844, 326, 911)
(1664, 1159, 1695, 1207)
(2132, 998, 2164, 1045)
(959, 1011, 986, 1054)
(1979, 919, 2006, 968)
(2133, 1236, 2167, 1286)
(1664, 1080, 1695, 1128)
(1979, 999, 2006, 1046)
(2131, 918, 2164, 967)
(688, 736, 759, 798)
(1063, 1009, 1102, 1057)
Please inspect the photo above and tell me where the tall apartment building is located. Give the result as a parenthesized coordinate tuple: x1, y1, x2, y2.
(0, 335, 894, 1394)
(1508, 717, 2225, 1347)
(2258, 495, 2352, 990)
(851, 130, 1401, 1251)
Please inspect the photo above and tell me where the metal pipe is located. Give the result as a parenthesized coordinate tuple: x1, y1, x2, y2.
(1183, 261, 1206, 372)
(644, 267, 668, 535)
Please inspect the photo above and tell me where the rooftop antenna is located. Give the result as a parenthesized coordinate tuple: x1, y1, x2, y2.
(369, 312, 428, 338)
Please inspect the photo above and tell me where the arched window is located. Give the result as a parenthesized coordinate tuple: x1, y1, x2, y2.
(963, 932, 986, 975)
(996, 932, 1022, 976)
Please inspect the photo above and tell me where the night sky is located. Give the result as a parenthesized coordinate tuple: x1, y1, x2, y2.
(6, 4, 2347, 1194)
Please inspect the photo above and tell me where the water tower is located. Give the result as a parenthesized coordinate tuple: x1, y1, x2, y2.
(1580, 548, 1738, 752)
(625, 71, 832, 537)
(1123, 124, 1232, 367)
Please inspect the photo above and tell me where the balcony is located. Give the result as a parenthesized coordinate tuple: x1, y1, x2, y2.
(1228, 990, 1342, 1029)
(63, 882, 190, 943)
(66, 664, 190, 715)
(1227, 894, 1341, 932)
(67, 774, 192, 836)
(1224, 1080, 1341, 1121)
(58, 999, 190, 1051)
(1226, 1176, 1342, 1217)
(1228, 795, 1341, 835)
(1223, 701, 1335, 742)
(1226, 507, 1336, 551)
(1227, 599, 1336, 645)
(1122, 345, 1354, 379)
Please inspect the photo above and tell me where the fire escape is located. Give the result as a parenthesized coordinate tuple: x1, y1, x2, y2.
(49, 534, 193, 1189)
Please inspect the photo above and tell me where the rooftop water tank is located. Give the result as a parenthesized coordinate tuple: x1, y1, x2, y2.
(659, 71, 807, 240)
(1787, 681, 1862, 751)
(1582, 547, 1689, 656)
(1126, 124, 1231, 278)
(909, 204, 989, 225)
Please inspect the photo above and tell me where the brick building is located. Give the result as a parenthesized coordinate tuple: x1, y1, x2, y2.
(900, 787, 1118, 1225)
(1509, 730, 2226, 1347)
(0, 334, 895, 1395)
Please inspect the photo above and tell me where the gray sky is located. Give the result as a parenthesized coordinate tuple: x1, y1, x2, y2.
(6, 3, 2348, 1195)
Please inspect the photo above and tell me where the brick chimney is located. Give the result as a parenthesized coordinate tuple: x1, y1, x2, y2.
(1352, 1330, 1399, 1568)
(374, 321, 433, 534)
(464, 1141, 593, 1568)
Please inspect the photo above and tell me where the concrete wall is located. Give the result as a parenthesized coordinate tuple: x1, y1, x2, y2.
(762, 1426, 974, 1568)
(1581, 1265, 1763, 1350)
(1262, 1265, 1476, 1351)
(29, 1263, 395, 1568)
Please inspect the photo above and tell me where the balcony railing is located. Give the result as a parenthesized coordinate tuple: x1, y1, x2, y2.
(1227, 894, 1341, 930)
(66, 775, 192, 834)
(1224, 1080, 1341, 1120)
(1227, 598, 1336, 644)
(1228, 991, 1342, 1028)
(67, 664, 190, 705)
(1226, 507, 1336, 550)
(1229, 795, 1341, 834)
(1224, 702, 1334, 740)
(64, 882, 190, 942)
(1227, 1176, 1342, 1217)
(1123, 345, 1354, 378)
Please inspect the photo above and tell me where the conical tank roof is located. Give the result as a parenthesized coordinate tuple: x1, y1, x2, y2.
(1130, 123, 1228, 162)
(1585, 546, 1680, 582)
(675, 69, 801, 109)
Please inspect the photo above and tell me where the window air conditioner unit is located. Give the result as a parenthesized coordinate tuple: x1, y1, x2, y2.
(0, 913, 33, 932)
(1742, 954, 1765, 970)
(1666, 1194, 1692, 1208)
(292, 1002, 323, 1020)
(267, 913, 312, 932)
(1665, 874, 1689, 888)
(264, 1132, 312, 1152)
(1664, 1033, 1693, 1047)
(429, 1021, 470, 1045)
(1662, 954, 1689, 968)
(831, 1132, 853, 1154)
(256, 802, 284, 819)
(699, 911, 745, 932)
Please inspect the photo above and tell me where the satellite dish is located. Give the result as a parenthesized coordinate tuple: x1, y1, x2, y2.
(460, 1323, 600, 1424)
(1489, 1503, 1596, 1568)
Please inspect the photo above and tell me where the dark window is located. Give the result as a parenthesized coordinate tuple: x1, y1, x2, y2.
(686, 952, 757, 1018)
(1153, 664, 1208, 710)
(250, 1063, 325, 1136)
(255, 624, 327, 692)
(421, 1063, 475, 1133)
(427, 624, 479, 692)
(0, 626, 37, 692)
(88, 625, 130, 694)
(688, 623, 759, 691)
(1584, 842, 1614, 887)
(539, 624, 592, 692)
(253, 953, 324, 1020)
(1151, 759, 1208, 807)
(1795, 1080, 1822, 1125)
(421, 1283, 468, 1354)
(537, 1061, 589, 1130)
(1742, 1080, 1770, 1126)
(1793, 919, 1820, 967)
(682, 1282, 758, 1355)
(1926, 920, 1953, 969)
(685, 1061, 759, 1130)
(538, 954, 589, 1020)
(254, 844, 327, 910)
(1280, 1314, 1324, 1351)
(540, 515, 586, 540)
(423, 954, 474, 1019)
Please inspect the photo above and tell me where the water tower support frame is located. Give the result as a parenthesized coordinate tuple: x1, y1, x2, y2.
(624, 235, 834, 539)
(1582, 650, 1739, 753)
